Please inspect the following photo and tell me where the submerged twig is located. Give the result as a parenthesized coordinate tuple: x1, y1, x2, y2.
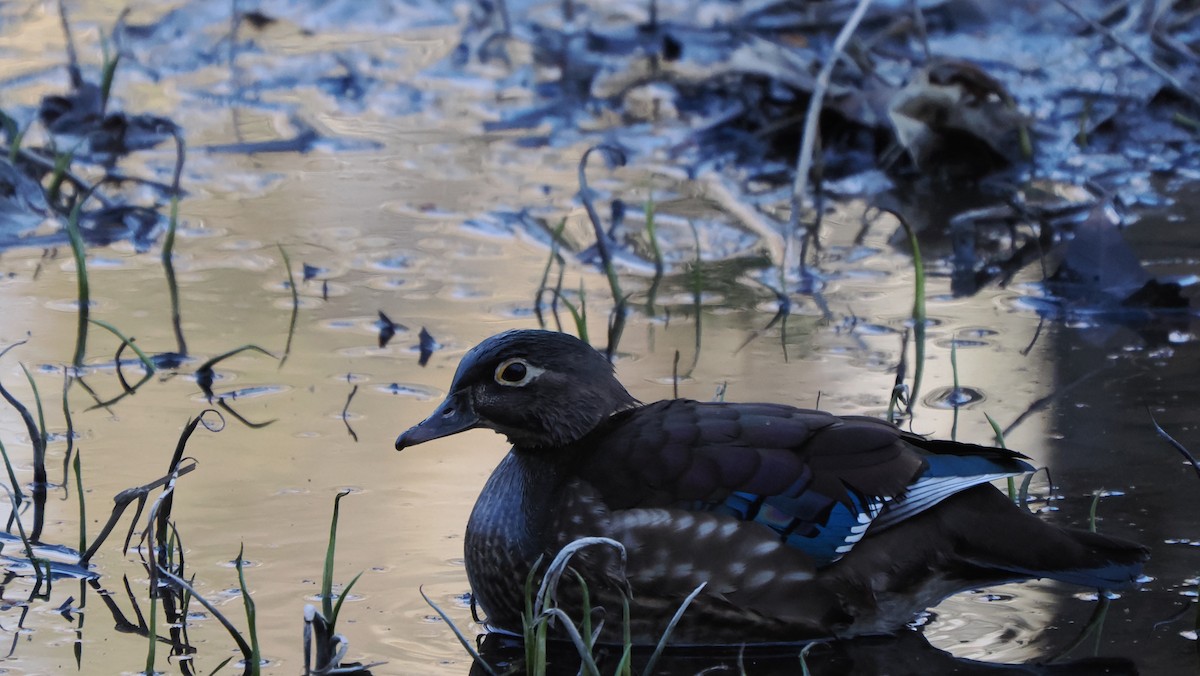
(534, 218, 569, 332)
(0, 373, 48, 488)
(897, 214, 926, 418)
(157, 567, 255, 664)
(195, 344, 278, 402)
(342, 382, 358, 443)
(78, 460, 199, 564)
(788, 0, 874, 274)
(577, 145, 628, 357)
(60, 373, 74, 494)
(217, 397, 277, 429)
(1003, 364, 1110, 437)
(1147, 407, 1200, 480)
(1053, 0, 1200, 110)
(81, 411, 220, 563)
(162, 129, 189, 356)
(278, 244, 300, 367)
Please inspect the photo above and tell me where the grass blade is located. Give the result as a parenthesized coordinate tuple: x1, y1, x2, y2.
(322, 489, 351, 621)
(64, 190, 91, 367)
(235, 544, 261, 675)
(419, 586, 499, 676)
(88, 319, 156, 374)
(277, 244, 299, 367)
(641, 582, 706, 676)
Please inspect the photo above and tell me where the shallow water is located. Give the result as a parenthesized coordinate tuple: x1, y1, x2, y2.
(0, 2, 1198, 675)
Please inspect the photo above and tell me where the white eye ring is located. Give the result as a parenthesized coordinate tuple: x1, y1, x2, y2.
(494, 358, 545, 387)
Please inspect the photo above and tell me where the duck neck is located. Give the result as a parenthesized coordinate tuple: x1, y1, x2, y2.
(464, 447, 579, 624)
(469, 449, 573, 548)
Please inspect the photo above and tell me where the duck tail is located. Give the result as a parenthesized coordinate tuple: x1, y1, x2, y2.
(994, 527, 1149, 589)
(949, 486, 1149, 589)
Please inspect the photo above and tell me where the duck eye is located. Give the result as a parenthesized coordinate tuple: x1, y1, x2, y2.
(500, 362, 526, 382)
(495, 358, 539, 386)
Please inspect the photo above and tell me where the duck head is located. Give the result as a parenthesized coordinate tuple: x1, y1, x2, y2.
(395, 330, 637, 451)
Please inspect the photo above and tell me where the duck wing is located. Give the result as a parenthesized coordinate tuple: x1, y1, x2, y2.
(576, 400, 1033, 566)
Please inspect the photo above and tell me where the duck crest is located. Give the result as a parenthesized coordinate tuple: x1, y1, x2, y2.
(396, 330, 1149, 645)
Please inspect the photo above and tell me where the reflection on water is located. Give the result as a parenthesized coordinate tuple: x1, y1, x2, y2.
(0, 2, 1196, 675)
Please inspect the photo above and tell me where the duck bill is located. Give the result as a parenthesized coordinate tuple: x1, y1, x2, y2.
(395, 392, 479, 450)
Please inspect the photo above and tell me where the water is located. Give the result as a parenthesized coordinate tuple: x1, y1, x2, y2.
(0, 2, 1197, 674)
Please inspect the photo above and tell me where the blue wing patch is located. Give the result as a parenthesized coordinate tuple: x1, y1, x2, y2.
(718, 489, 885, 566)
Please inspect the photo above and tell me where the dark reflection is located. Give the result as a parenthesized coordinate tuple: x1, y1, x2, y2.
(470, 630, 1136, 675)
(1041, 297, 1200, 674)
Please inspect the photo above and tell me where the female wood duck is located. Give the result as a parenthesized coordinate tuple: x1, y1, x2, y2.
(395, 329, 1149, 644)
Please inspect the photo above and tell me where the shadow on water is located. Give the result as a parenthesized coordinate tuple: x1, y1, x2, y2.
(470, 631, 1136, 675)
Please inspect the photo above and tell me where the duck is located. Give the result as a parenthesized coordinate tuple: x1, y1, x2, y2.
(394, 329, 1149, 645)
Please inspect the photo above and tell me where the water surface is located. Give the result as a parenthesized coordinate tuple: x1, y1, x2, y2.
(0, 2, 1196, 674)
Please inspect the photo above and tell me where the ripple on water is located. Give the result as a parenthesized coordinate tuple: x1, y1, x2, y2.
(447, 285, 491, 300)
(193, 384, 291, 402)
(491, 302, 537, 319)
(45, 297, 106, 312)
(188, 252, 277, 272)
(377, 383, 440, 399)
(922, 385, 986, 409)
(850, 322, 898, 337)
(86, 256, 131, 269)
(361, 254, 411, 272)
(271, 295, 325, 310)
(330, 372, 372, 384)
(933, 336, 991, 349)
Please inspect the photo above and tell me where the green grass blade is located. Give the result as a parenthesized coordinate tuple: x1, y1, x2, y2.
(18, 363, 46, 451)
(523, 554, 546, 675)
(556, 290, 588, 344)
(641, 582, 706, 676)
(208, 656, 234, 675)
(574, 570, 593, 654)
(329, 571, 362, 628)
(799, 642, 815, 676)
(539, 607, 601, 676)
(322, 489, 351, 620)
(897, 216, 925, 415)
(235, 544, 261, 675)
(615, 590, 632, 676)
(534, 218, 568, 330)
(419, 586, 499, 676)
(983, 412, 1018, 502)
(0, 439, 24, 503)
(98, 39, 120, 114)
(145, 582, 157, 674)
(87, 319, 156, 373)
(65, 195, 90, 368)
(157, 567, 253, 661)
(48, 151, 72, 206)
(644, 195, 663, 276)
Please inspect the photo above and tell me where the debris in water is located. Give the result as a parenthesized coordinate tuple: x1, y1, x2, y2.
(377, 311, 406, 348)
(418, 328, 438, 367)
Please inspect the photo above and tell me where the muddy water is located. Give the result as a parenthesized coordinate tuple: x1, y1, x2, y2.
(0, 3, 1198, 675)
